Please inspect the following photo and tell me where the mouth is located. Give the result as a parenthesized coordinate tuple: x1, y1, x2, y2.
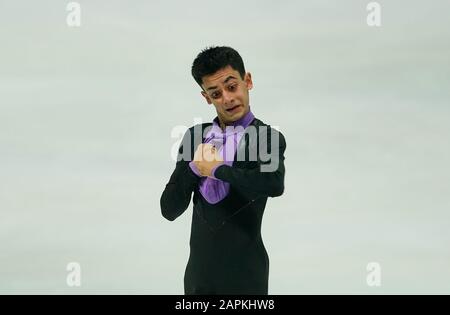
(226, 105, 241, 113)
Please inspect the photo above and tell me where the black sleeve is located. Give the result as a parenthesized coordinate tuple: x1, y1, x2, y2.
(214, 129, 286, 201)
(160, 129, 200, 221)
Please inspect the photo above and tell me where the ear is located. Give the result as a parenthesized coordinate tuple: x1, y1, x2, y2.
(201, 91, 212, 104)
(245, 72, 253, 90)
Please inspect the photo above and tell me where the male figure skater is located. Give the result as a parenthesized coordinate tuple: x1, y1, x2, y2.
(160, 46, 286, 295)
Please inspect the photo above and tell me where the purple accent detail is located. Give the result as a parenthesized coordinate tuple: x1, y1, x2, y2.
(189, 161, 202, 177)
(197, 109, 255, 204)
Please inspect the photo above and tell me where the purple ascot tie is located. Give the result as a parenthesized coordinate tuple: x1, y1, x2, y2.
(189, 110, 255, 204)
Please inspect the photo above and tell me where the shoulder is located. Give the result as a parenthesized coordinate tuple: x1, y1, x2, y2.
(250, 118, 286, 147)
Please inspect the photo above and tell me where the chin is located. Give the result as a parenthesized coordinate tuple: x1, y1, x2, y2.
(229, 112, 242, 121)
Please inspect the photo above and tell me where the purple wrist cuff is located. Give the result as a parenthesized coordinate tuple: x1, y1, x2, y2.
(189, 161, 202, 177)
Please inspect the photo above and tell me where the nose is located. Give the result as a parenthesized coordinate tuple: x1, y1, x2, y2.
(222, 89, 234, 106)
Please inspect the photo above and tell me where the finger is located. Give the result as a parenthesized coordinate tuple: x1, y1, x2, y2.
(202, 144, 214, 151)
(202, 146, 214, 156)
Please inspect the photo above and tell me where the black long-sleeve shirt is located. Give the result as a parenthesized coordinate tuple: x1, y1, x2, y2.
(160, 117, 286, 295)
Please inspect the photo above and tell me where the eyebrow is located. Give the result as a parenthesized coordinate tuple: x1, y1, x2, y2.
(206, 75, 238, 91)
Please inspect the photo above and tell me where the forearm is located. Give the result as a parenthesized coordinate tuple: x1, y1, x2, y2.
(213, 162, 285, 200)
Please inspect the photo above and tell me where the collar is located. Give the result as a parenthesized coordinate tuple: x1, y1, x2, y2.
(212, 107, 255, 131)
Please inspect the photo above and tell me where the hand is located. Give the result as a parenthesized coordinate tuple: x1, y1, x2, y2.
(193, 144, 224, 177)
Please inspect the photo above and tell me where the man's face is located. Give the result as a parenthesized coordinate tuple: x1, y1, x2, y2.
(200, 65, 253, 125)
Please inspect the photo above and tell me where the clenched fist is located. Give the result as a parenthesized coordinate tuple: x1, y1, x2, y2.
(193, 144, 224, 177)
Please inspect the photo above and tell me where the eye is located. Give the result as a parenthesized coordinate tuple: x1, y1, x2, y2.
(211, 91, 221, 99)
(228, 84, 237, 91)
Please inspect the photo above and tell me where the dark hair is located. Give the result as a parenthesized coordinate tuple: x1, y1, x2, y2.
(191, 46, 246, 89)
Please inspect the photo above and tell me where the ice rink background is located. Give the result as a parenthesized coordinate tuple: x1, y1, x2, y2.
(1, 0, 449, 294)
